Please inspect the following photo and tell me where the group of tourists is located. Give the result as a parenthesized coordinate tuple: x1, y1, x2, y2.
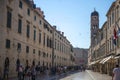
(16, 64, 36, 80)
(15, 65, 82, 80)
(1, 63, 88, 80)
(16, 64, 67, 80)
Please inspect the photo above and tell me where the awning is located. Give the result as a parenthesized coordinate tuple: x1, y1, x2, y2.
(89, 60, 100, 65)
(100, 58, 106, 64)
(114, 55, 120, 59)
(100, 56, 114, 64)
(89, 61, 96, 65)
(115, 56, 120, 59)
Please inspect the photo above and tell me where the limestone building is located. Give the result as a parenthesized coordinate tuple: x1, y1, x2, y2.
(89, 0, 120, 76)
(0, 0, 74, 77)
(73, 48, 88, 67)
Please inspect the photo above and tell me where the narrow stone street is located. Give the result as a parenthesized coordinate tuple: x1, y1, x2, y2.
(60, 71, 93, 80)
(9, 70, 112, 80)
(60, 70, 112, 80)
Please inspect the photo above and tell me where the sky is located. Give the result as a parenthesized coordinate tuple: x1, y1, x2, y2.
(34, 0, 115, 48)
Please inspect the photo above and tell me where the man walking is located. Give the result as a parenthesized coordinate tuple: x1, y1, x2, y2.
(112, 64, 120, 80)
(31, 65, 36, 80)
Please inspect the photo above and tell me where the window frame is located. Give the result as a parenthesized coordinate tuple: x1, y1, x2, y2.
(6, 39, 10, 49)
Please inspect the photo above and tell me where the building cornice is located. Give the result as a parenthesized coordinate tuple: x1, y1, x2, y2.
(106, 1, 115, 16)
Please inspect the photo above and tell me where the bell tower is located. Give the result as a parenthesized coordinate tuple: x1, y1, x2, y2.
(90, 9, 99, 47)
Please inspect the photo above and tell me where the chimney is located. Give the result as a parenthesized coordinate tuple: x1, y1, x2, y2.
(58, 31, 61, 34)
(53, 26, 56, 29)
(35, 8, 45, 18)
(62, 32, 64, 36)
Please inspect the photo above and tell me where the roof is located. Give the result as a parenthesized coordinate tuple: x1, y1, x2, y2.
(91, 10, 99, 16)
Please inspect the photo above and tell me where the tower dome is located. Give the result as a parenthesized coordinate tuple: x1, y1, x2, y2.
(91, 9, 99, 16)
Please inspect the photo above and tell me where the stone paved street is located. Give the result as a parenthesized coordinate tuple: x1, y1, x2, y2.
(60, 71, 93, 80)
(60, 70, 112, 80)
(8, 70, 112, 80)
(86, 70, 112, 80)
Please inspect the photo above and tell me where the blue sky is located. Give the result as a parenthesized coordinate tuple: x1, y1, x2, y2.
(34, 0, 115, 48)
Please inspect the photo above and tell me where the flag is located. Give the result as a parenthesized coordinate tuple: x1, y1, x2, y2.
(113, 36, 117, 46)
(113, 26, 118, 46)
(114, 28, 118, 39)
(113, 22, 120, 46)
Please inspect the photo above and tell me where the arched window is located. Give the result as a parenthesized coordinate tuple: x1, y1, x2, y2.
(32, 60, 35, 66)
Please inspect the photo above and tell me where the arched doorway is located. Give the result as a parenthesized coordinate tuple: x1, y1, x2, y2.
(32, 60, 35, 66)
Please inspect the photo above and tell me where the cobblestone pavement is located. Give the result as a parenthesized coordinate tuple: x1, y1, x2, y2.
(86, 70, 112, 80)
(59, 70, 112, 80)
(9, 74, 58, 80)
(60, 71, 93, 80)
(8, 71, 76, 80)
(7, 70, 112, 80)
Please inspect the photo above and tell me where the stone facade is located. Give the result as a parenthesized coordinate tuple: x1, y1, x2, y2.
(0, 0, 74, 77)
(89, 0, 120, 76)
(73, 48, 88, 67)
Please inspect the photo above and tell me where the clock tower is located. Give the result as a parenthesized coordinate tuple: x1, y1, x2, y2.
(90, 9, 99, 47)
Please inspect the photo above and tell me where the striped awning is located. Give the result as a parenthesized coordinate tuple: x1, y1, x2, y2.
(100, 56, 114, 64)
(89, 60, 100, 65)
(114, 55, 120, 59)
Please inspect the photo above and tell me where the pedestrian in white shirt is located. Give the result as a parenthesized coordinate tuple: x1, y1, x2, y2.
(112, 64, 120, 80)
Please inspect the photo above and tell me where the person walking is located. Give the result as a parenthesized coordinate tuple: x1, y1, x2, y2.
(112, 64, 120, 80)
(24, 65, 30, 80)
(45, 67, 49, 80)
(31, 65, 36, 80)
(3, 57, 9, 80)
(18, 64, 24, 80)
(3, 66, 9, 80)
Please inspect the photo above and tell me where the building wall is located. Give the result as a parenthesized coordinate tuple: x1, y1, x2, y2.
(73, 48, 88, 66)
(0, 0, 74, 77)
(89, 0, 120, 75)
(53, 29, 72, 67)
